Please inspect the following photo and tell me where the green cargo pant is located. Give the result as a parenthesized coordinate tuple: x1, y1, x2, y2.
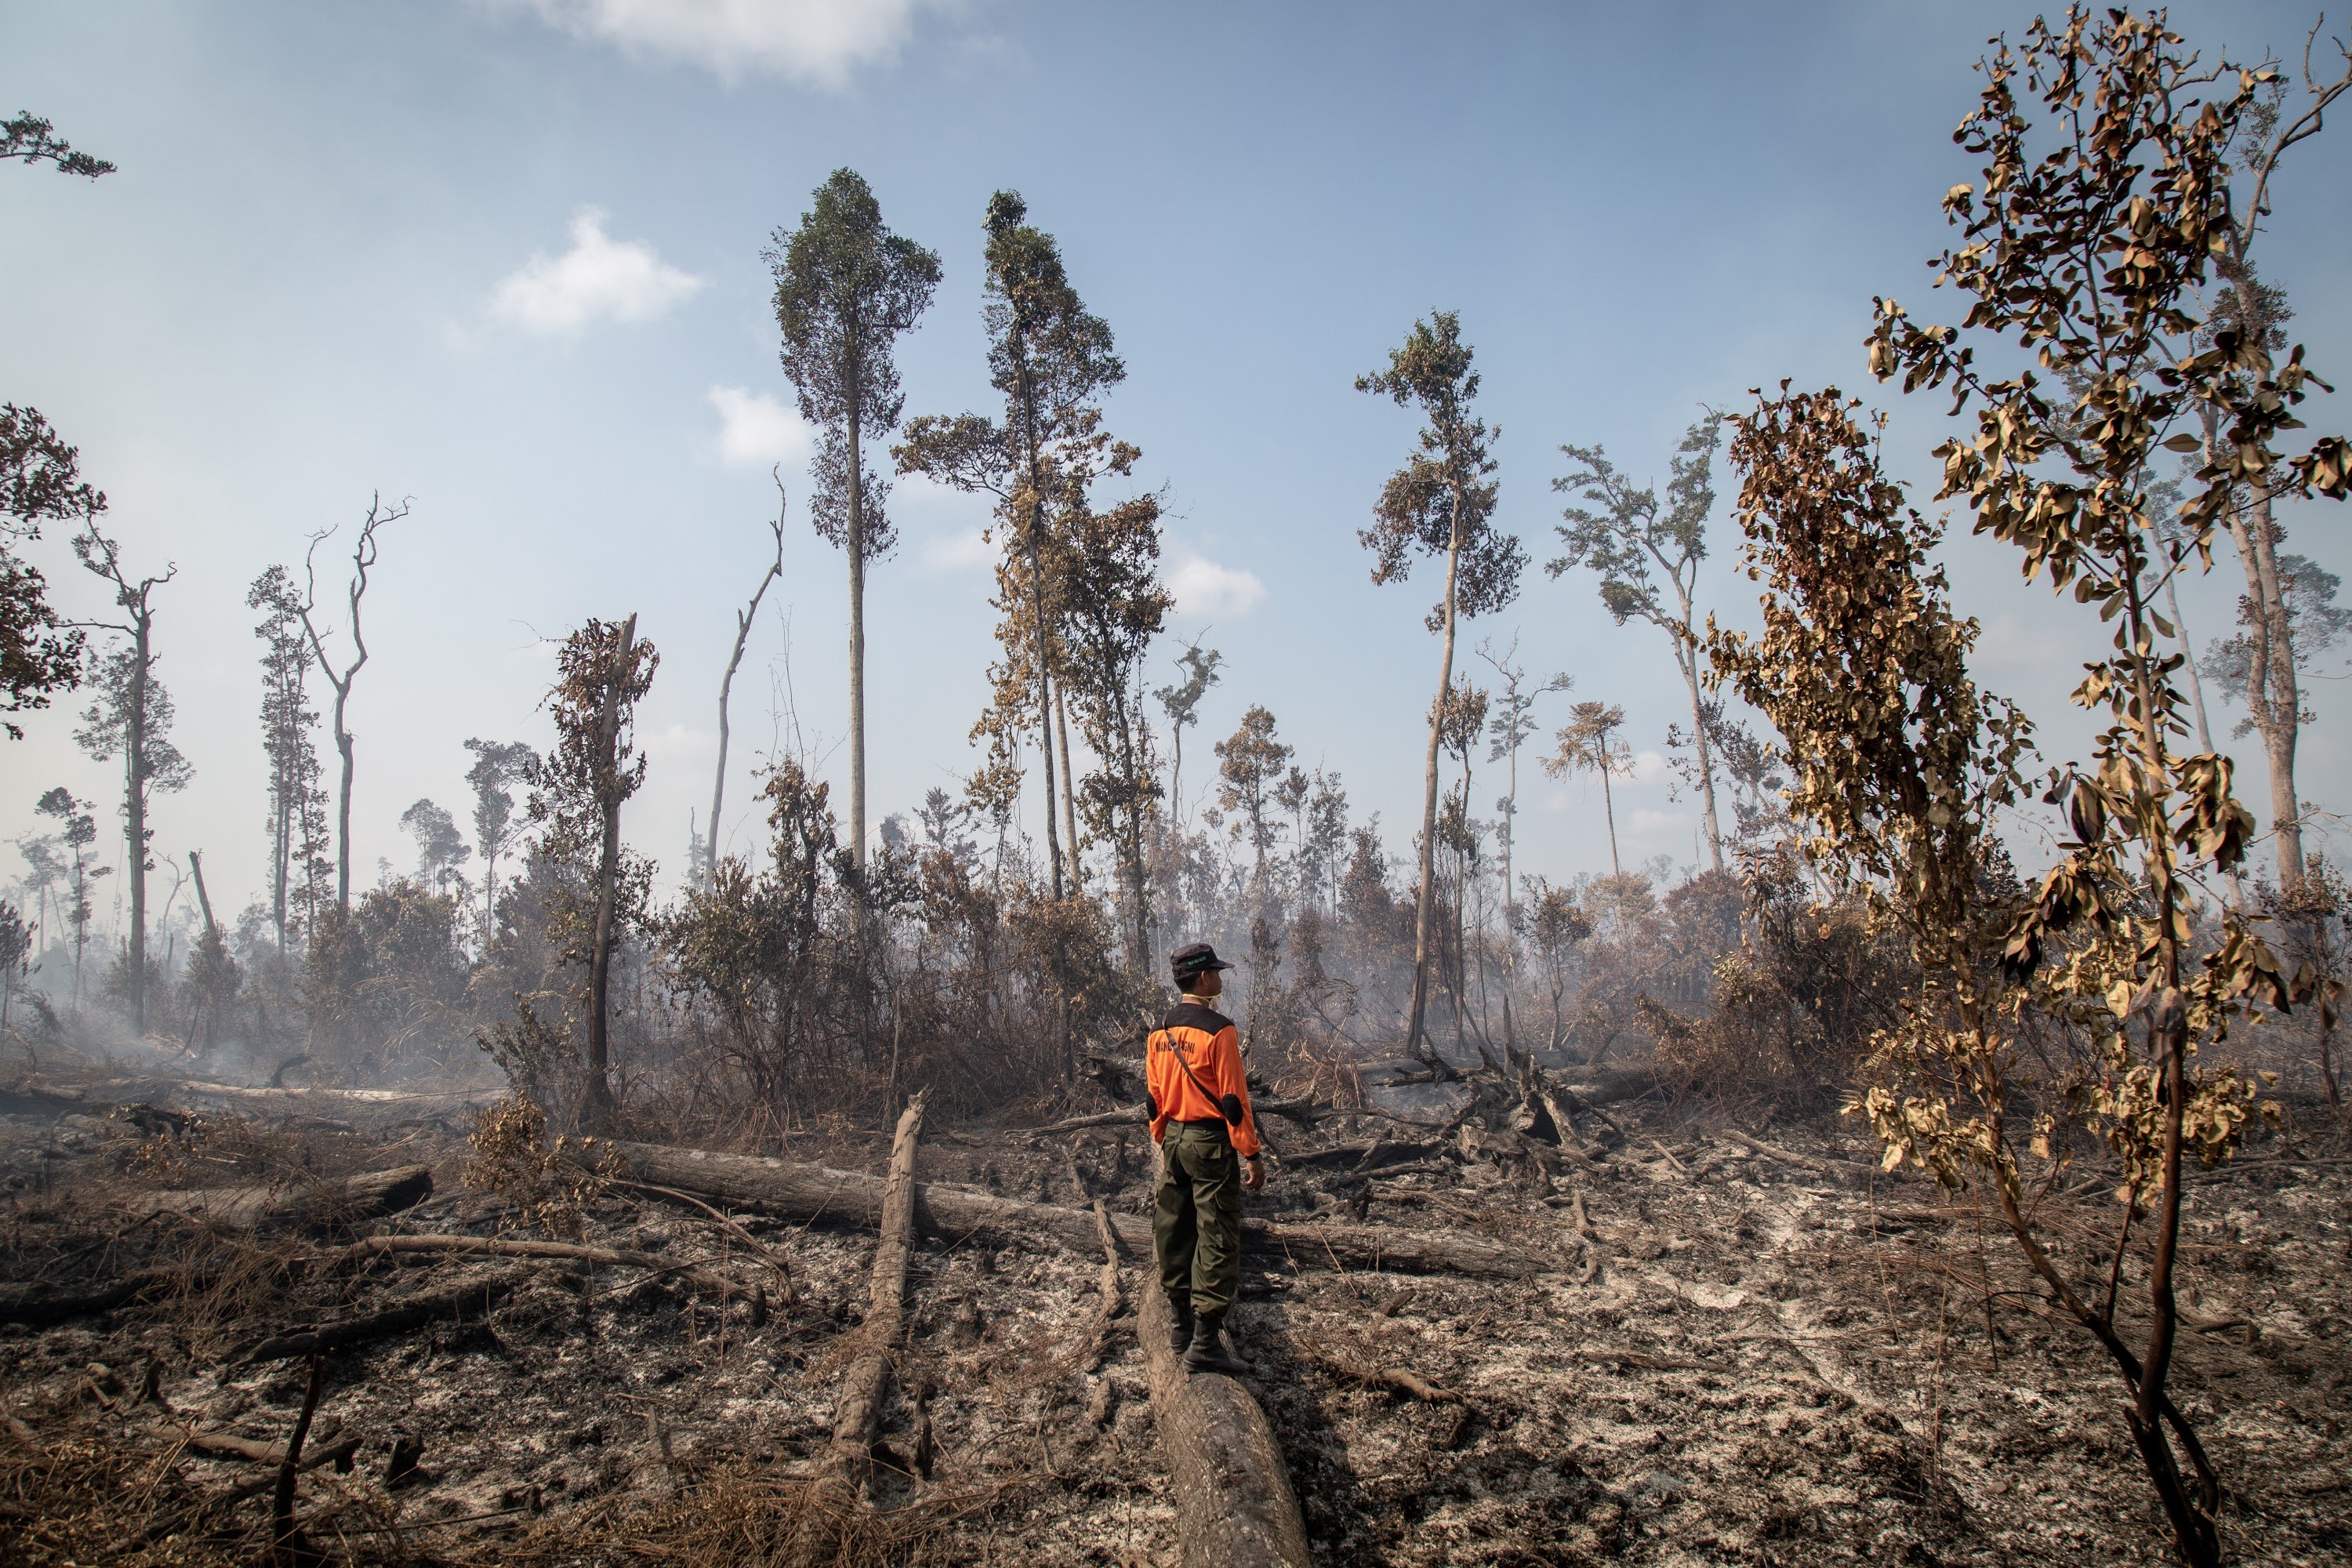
(1154, 1121, 1243, 1315)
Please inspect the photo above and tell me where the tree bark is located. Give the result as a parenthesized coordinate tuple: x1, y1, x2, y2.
(124, 615, 149, 1032)
(1406, 503, 1465, 1069)
(1673, 622, 1724, 873)
(125, 1163, 434, 1233)
(1054, 680, 1083, 888)
(847, 402, 869, 874)
(607, 1141, 1540, 1278)
(1138, 1274, 1312, 1568)
(1599, 764, 1621, 877)
(583, 614, 637, 1131)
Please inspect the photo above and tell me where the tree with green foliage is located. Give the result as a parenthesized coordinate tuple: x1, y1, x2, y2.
(1061, 489, 1171, 961)
(1478, 633, 1570, 1058)
(899, 191, 1129, 903)
(71, 522, 187, 1034)
(465, 738, 538, 941)
(33, 787, 103, 1010)
(1552, 416, 1727, 870)
(1154, 637, 1223, 829)
(769, 170, 942, 872)
(249, 565, 327, 956)
(1, 113, 114, 178)
(528, 615, 658, 1130)
(1864, 13, 2349, 1558)
(1356, 311, 1525, 1066)
(1215, 704, 1293, 881)
(1547, 701, 1632, 878)
(2, 116, 110, 739)
(0, 406, 95, 739)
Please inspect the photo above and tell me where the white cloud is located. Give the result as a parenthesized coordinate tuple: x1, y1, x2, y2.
(488, 207, 704, 336)
(920, 528, 996, 573)
(709, 386, 813, 467)
(1629, 808, 1687, 834)
(493, 0, 947, 86)
(1167, 551, 1267, 620)
(1629, 749, 1670, 783)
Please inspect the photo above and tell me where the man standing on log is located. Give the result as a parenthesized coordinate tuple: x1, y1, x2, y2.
(1149, 942, 1263, 1376)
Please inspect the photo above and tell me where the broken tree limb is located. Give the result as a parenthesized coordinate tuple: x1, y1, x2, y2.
(185, 1429, 364, 1472)
(238, 1268, 530, 1364)
(610, 1178, 799, 1304)
(1138, 1275, 1312, 1568)
(607, 1141, 1540, 1279)
(1083, 1196, 1124, 1379)
(128, 1165, 434, 1233)
(1720, 1128, 1868, 1177)
(1375, 1368, 1458, 1403)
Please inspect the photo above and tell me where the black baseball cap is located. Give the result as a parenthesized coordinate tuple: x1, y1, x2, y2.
(1171, 942, 1233, 982)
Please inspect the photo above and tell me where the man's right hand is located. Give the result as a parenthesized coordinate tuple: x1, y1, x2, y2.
(1243, 1154, 1265, 1192)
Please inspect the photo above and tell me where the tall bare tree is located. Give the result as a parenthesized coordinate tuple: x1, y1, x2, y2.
(770, 170, 942, 871)
(296, 496, 405, 911)
(1552, 416, 1727, 870)
(707, 479, 786, 886)
(1356, 311, 1525, 1065)
(70, 522, 187, 1033)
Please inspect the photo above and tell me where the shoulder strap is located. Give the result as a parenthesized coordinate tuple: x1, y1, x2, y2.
(1164, 1022, 1243, 1128)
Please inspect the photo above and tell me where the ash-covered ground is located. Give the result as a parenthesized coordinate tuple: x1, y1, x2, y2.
(0, 1072, 2346, 1566)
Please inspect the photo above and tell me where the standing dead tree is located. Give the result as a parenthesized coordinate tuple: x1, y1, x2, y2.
(1356, 311, 1524, 1069)
(707, 479, 786, 886)
(296, 495, 405, 911)
(1862, 12, 2349, 1559)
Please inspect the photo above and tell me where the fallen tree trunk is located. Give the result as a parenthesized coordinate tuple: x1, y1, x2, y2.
(129, 1165, 434, 1233)
(789, 1095, 927, 1567)
(826, 1092, 925, 1481)
(1138, 1275, 1312, 1568)
(608, 1142, 1539, 1279)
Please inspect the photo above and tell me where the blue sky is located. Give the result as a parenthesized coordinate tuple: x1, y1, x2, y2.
(6, 0, 2350, 927)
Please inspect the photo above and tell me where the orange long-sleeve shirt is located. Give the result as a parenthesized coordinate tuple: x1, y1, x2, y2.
(1145, 1000, 1261, 1158)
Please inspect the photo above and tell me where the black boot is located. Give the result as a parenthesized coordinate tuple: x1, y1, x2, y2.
(1167, 1290, 1194, 1355)
(1183, 1307, 1251, 1376)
